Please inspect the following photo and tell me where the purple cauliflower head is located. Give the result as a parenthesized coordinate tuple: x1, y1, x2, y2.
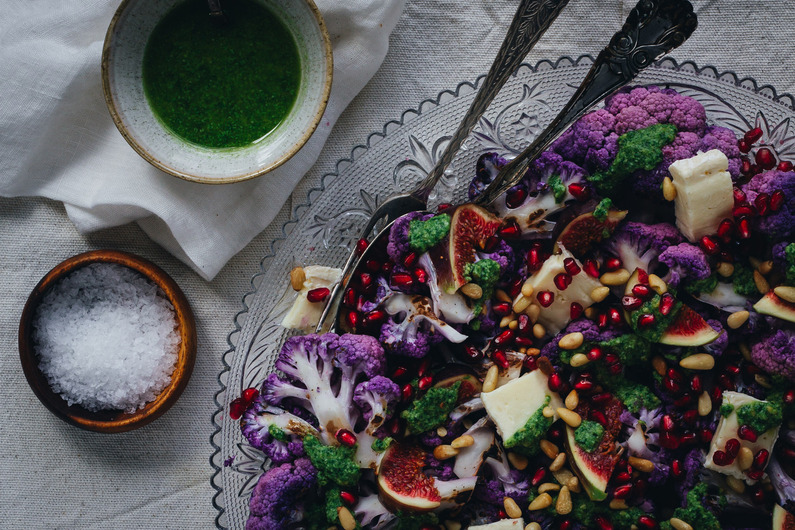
(751, 328, 795, 382)
(386, 211, 435, 263)
(246, 457, 317, 530)
(241, 396, 311, 465)
(603, 221, 685, 276)
(550, 108, 619, 172)
(742, 169, 795, 239)
(657, 242, 711, 287)
(379, 293, 468, 358)
(604, 85, 707, 136)
(352, 375, 401, 434)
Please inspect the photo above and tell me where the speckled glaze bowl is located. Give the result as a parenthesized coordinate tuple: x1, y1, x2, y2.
(102, 0, 332, 184)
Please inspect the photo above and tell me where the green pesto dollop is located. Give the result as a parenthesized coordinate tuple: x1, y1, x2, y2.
(613, 381, 661, 414)
(588, 123, 677, 195)
(684, 274, 719, 296)
(785, 243, 795, 285)
(661, 483, 724, 530)
(574, 420, 605, 453)
(505, 395, 553, 455)
(302, 435, 360, 488)
(464, 258, 502, 316)
(720, 403, 735, 417)
(268, 424, 289, 442)
(548, 174, 568, 203)
(401, 381, 461, 434)
(628, 293, 681, 342)
(736, 400, 783, 434)
(731, 262, 758, 296)
(593, 197, 613, 222)
(408, 214, 451, 254)
(142, 0, 301, 148)
(371, 436, 393, 453)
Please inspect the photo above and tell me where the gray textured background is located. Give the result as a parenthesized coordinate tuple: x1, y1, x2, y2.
(2, 0, 794, 527)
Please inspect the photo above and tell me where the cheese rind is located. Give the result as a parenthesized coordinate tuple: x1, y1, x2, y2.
(280, 265, 342, 330)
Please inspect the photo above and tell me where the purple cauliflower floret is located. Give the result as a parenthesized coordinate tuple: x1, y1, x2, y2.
(386, 211, 434, 263)
(241, 396, 309, 464)
(352, 376, 400, 434)
(477, 238, 515, 275)
(703, 319, 728, 357)
(657, 242, 711, 288)
(425, 452, 456, 481)
(604, 85, 707, 135)
(246, 457, 317, 530)
(469, 152, 508, 200)
(379, 293, 468, 358)
(674, 448, 705, 505)
(476, 455, 531, 506)
(603, 221, 684, 276)
(550, 108, 619, 172)
(701, 125, 742, 178)
(751, 328, 795, 382)
(742, 169, 795, 239)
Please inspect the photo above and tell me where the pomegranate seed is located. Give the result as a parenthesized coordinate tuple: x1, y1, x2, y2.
(403, 252, 417, 268)
(741, 157, 753, 176)
(365, 259, 381, 272)
(537, 290, 554, 307)
(418, 375, 434, 391)
(364, 309, 386, 325)
(499, 220, 521, 239)
(668, 368, 683, 381)
(636, 268, 650, 285)
(494, 329, 515, 346)
(563, 257, 581, 275)
(339, 490, 357, 506)
(492, 349, 510, 370)
(605, 352, 619, 365)
(462, 344, 484, 362)
(680, 431, 697, 446)
(671, 459, 683, 478)
(659, 293, 675, 316)
(771, 189, 785, 211)
(497, 510, 507, 520)
(392, 366, 408, 379)
(745, 127, 764, 143)
(583, 259, 600, 278)
(591, 392, 612, 404)
(575, 379, 594, 391)
(346, 310, 359, 329)
(747, 469, 764, 481)
(568, 182, 590, 201)
(784, 389, 795, 405)
(392, 273, 414, 288)
(690, 375, 702, 393)
(779, 160, 794, 172)
(554, 272, 572, 290)
(386, 418, 401, 436)
(343, 287, 357, 307)
(711, 385, 723, 402)
(591, 410, 608, 426)
(526, 248, 542, 270)
(586, 347, 603, 361)
(513, 336, 533, 349)
(437, 202, 452, 213)
(755, 193, 770, 216)
(663, 377, 681, 394)
(359, 272, 373, 291)
(719, 249, 734, 263)
(401, 383, 413, 401)
(738, 138, 751, 153)
(725, 438, 741, 458)
(717, 218, 735, 242)
(608, 363, 623, 375)
(559, 520, 573, 530)
(505, 187, 528, 209)
(596, 515, 614, 530)
(638, 313, 656, 328)
(674, 394, 693, 408)
(242, 387, 259, 403)
(605, 257, 622, 272)
(735, 216, 751, 239)
(382, 261, 393, 274)
(548, 373, 562, 392)
(569, 302, 584, 320)
(531, 467, 547, 486)
(493, 302, 512, 316)
(699, 235, 720, 255)
(336, 429, 357, 447)
(509, 277, 523, 298)
(622, 295, 643, 311)
(229, 398, 247, 420)
(307, 287, 330, 303)
(411, 267, 426, 283)
(613, 484, 632, 499)
(754, 449, 770, 469)
(517, 314, 531, 334)
(638, 515, 657, 529)
(661, 414, 675, 431)
(482, 235, 500, 253)
(756, 147, 777, 170)
(523, 356, 537, 372)
(733, 203, 756, 218)
(597, 312, 609, 328)
(752, 487, 766, 504)
(632, 284, 652, 299)
(700, 428, 714, 443)
(418, 358, 431, 377)
(733, 187, 747, 204)
(683, 409, 698, 425)
(608, 308, 622, 325)
(659, 432, 680, 449)
(355, 238, 368, 255)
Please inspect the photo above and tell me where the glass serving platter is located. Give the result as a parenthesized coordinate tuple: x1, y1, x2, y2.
(210, 55, 795, 529)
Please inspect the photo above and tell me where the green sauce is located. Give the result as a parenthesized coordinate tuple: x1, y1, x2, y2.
(142, 0, 301, 148)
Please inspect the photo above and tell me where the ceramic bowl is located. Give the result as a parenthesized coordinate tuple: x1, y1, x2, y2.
(101, 0, 332, 184)
(19, 250, 197, 433)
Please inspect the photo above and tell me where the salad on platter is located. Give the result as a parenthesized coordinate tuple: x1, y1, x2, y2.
(230, 85, 795, 530)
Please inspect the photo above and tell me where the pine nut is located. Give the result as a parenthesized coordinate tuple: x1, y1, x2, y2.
(648, 274, 667, 294)
(461, 282, 483, 299)
(539, 439, 559, 460)
(508, 319, 519, 330)
(508, 452, 529, 470)
(518, 347, 527, 354)
(444, 521, 462, 530)
(627, 456, 654, 473)
(526, 347, 541, 357)
(775, 285, 795, 303)
(739, 342, 752, 361)
(549, 452, 567, 472)
(652, 356, 667, 377)
(565, 390, 579, 411)
(570, 353, 590, 367)
(451, 435, 474, 449)
(499, 315, 513, 328)
(555, 486, 572, 515)
(727, 310, 750, 329)
(754, 270, 770, 294)
(698, 391, 712, 416)
(600, 268, 630, 286)
(662, 176, 677, 201)
(679, 353, 715, 370)
(526, 524, 542, 530)
(609, 498, 628, 510)
(716, 261, 735, 278)
(513, 295, 531, 314)
(533, 323, 546, 339)
(433, 444, 459, 460)
(566, 476, 581, 493)
(496, 289, 512, 303)
(482, 365, 499, 393)
(437, 426, 447, 437)
(289, 267, 306, 290)
(759, 260, 774, 275)
(542, 406, 555, 418)
(669, 517, 693, 530)
(504, 497, 523, 519)
(528, 493, 552, 511)
(737, 446, 754, 471)
(526, 303, 541, 323)
(521, 280, 535, 298)
(538, 482, 560, 493)
(584, 307, 598, 319)
(726, 475, 746, 493)
(755, 373, 773, 388)
(552, 468, 573, 488)
(590, 285, 610, 302)
(337, 506, 357, 530)
(558, 332, 584, 350)
(557, 408, 582, 428)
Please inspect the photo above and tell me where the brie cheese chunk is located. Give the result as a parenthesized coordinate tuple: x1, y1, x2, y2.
(669, 149, 734, 242)
(280, 265, 342, 331)
(468, 518, 525, 529)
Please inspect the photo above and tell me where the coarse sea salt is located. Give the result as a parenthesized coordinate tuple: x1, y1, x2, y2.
(32, 263, 181, 413)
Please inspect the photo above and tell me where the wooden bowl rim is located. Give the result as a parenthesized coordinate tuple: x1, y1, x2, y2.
(18, 249, 197, 433)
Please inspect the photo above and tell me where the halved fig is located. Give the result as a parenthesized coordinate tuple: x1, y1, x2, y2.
(377, 443, 477, 512)
(659, 304, 720, 346)
(434, 364, 482, 400)
(774, 504, 795, 530)
(555, 209, 627, 257)
(754, 291, 795, 324)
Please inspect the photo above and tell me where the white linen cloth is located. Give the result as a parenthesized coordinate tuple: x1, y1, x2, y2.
(0, 0, 405, 280)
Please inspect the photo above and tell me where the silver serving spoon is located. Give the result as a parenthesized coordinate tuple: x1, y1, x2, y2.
(327, 0, 697, 333)
(315, 0, 571, 333)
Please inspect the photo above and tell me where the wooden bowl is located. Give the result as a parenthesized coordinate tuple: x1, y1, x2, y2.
(18, 250, 197, 433)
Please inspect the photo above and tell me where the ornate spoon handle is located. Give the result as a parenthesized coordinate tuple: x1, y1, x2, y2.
(475, 0, 698, 206)
(410, 0, 570, 202)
